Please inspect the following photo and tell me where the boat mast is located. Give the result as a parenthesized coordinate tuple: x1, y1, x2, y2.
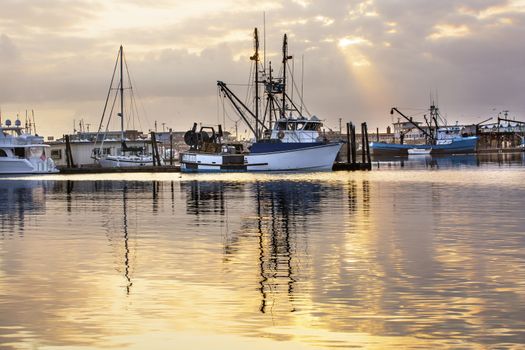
(282, 34, 287, 118)
(250, 28, 260, 140)
(119, 45, 125, 151)
(281, 34, 293, 118)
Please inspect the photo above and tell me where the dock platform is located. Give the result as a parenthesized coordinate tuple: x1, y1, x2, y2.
(59, 165, 181, 174)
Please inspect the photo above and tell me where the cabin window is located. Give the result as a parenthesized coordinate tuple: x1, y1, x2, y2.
(93, 148, 111, 156)
(0, 149, 7, 157)
(51, 149, 62, 160)
(14, 148, 25, 158)
(277, 122, 287, 130)
(304, 123, 320, 131)
(296, 122, 305, 130)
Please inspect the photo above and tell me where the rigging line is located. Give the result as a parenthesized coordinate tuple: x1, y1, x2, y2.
(99, 80, 121, 153)
(244, 62, 255, 108)
(124, 56, 151, 132)
(221, 93, 242, 124)
(129, 85, 142, 132)
(396, 107, 427, 111)
(122, 54, 133, 131)
(287, 62, 311, 117)
(217, 86, 220, 125)
(94, 49, 120, 150)
(125, 57, 143, 132)
(224, 83, 251, 86)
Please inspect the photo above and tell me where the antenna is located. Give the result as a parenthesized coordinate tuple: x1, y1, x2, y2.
(32, 110, 37, 135)
(300, 54, 304, 115)
(263, 12, 266, 74)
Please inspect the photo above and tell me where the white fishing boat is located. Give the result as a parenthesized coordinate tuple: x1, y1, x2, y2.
(408, 148, 432, 155)
(180, 29, 342, 172)
(181, 118, 342, 172)
(0, 119, 58, 174)
(93, 46, 160, 168)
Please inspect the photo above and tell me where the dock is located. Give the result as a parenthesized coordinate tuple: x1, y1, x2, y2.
(59, 165, 181, 174)
(58, 121, 373, 174)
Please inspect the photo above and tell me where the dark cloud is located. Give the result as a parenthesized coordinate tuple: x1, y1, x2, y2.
(0, 0, 524, 136)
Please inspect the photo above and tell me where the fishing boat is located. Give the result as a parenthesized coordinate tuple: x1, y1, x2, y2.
(370, 105, 478, 156)
(180, 29, 342, 172)
(93, 46, 159, 168)
(0, 119, 58, 174)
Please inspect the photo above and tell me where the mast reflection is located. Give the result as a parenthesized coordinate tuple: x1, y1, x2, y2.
(253, 181, 326, 314)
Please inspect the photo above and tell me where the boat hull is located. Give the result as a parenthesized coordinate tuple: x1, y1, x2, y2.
(180, 142, 343, 173)
(370, 136, 478, 156)
(99, 156, 156, 168)
(0, 158, 58, 174)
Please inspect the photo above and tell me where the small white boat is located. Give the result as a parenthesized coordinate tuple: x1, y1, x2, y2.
(98, 154, 156, 167)
(0, 119, 58, 174)
(408, 148, 432, 155)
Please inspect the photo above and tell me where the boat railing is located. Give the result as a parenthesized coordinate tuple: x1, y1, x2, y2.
(0, 139, 25, 146)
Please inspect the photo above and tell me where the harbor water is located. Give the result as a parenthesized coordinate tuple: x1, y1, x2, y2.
(1, 153, 524, 349)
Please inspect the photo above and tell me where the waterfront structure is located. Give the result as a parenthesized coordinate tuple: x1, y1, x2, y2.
(47, 130, 153, 167)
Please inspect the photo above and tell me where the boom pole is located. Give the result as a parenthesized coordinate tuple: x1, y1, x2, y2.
(217, 81, 268, 138)
(391, 107, 434, 141)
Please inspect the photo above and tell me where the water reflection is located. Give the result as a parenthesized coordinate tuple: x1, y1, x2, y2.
(0, 170, 524, 349)
(0, 180, 49, 236)
(374, 152, 525, 169)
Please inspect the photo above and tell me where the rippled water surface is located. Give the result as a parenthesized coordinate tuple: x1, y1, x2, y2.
(1, 154, 525, 349)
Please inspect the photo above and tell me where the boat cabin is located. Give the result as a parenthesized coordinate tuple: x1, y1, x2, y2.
(267, 116, 323, 143)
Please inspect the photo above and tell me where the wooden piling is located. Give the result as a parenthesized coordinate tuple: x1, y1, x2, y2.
(150, 131, 161, 166)
(361, 123, 366, 164)
(346, 122, 351, 164)
(64, 134, 75, 168)
(169, 128, 174, 166)
(364, 122, 371, 167)
(350, 123, 357, 165)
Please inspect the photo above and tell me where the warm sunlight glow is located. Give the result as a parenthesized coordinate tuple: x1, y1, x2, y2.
(338, 36, 372, 48)
(427, 24, 471, 40)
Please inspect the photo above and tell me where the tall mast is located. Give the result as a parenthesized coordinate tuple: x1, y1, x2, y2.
(281, 34, 292, 118)
(119, 45, 124, 147)
(250, 28, 260, 140)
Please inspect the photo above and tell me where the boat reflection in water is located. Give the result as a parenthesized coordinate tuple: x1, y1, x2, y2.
(0, 180, 50, 236)
(374, 152, 525, 169)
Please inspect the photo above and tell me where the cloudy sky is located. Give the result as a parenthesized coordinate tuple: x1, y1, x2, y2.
(0, 0, 524, 137)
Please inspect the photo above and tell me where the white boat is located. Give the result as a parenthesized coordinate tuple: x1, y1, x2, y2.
(0, 119, 58, 174)
(94, 46, 160, 168)
(98, 154, 156, 168)
(408, 148, 432, 155)
(180, 118, 342, 172)
(180, 29, 342, 173)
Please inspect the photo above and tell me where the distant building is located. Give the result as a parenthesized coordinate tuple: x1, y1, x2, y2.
(46, 129, 232, 167)
(47, 130, 153, 167)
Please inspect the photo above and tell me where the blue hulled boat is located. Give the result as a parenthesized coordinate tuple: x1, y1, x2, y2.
(370, 106, 479, 155)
